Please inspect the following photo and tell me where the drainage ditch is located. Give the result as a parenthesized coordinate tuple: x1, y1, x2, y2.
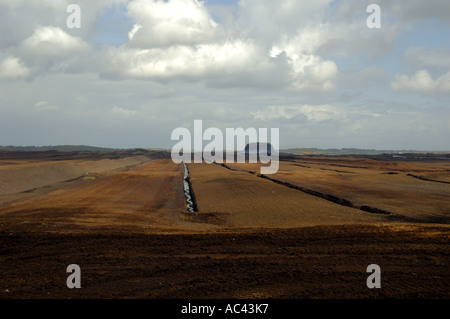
(182, 162, 197, 212)
(255, 172, 392, 215)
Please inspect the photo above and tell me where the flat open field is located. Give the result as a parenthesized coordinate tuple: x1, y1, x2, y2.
(187, 162, 386, 227)
(0, 151, 449, 298)
(226, 155, 450, 223)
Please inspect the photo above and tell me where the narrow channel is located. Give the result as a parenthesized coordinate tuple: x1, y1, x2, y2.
(182, 162, 197, 212)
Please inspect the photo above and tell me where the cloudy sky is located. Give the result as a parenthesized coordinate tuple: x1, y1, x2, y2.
(0, 0, 449, 150)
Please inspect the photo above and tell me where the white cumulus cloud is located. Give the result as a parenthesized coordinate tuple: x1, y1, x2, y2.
(391, 70, 450, 93)
(126, 0, 219, 48)
(100, 39, 261, 80)
(0, 56, 31, 80)
(21, 26, 89, 57)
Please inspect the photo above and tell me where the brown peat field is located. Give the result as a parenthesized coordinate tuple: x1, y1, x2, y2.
(0, 150, 449, 298)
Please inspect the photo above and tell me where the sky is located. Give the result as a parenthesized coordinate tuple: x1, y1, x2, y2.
(0, 0, 449, 150)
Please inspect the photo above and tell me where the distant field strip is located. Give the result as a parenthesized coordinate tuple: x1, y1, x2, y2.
(0, 159, 186, 230)
(187, 162, 386, 228)
(255, 172, 392, 215)
(0, 155, 151, 195)
(225, 159, 450, 224)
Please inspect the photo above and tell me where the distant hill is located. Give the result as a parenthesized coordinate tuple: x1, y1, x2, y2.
(0, 145, 117, 152)
(1, 145, 447, 155)
(283, 148, 449, 155)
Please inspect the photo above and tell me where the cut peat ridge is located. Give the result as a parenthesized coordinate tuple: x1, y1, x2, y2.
(256, 173, 392, 215)
(215, 162, 236, 171)
(407, 173, 450, 184)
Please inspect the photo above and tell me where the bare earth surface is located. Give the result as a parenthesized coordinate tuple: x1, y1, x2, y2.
(0, 151, 449, 298)
(188, 162, 386, 227)
(226, 157, 450, 223)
